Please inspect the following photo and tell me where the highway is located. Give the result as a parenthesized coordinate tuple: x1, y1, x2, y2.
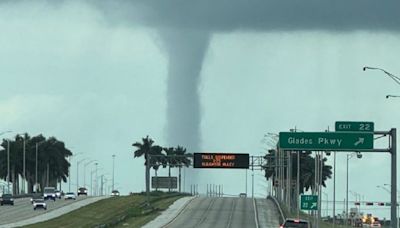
(0, 196, 91, 225)
(165, 197, 280, 228)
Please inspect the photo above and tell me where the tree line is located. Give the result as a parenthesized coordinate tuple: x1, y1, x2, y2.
(0, 133, 71, 194)
(263, 149, 332, 195)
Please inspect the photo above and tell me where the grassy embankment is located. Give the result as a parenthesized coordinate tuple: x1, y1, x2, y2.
(24, 192, 188, 228)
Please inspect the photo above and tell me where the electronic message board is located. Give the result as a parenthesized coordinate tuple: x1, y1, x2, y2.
(193, 153, 249, 169)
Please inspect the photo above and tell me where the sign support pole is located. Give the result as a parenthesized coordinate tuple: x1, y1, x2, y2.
(391, 128, 397, 228)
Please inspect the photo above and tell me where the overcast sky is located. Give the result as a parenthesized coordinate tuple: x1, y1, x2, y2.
(1, 0, 400, 219)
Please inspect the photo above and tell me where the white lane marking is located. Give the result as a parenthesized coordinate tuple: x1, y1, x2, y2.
(253, 198, 259, 228)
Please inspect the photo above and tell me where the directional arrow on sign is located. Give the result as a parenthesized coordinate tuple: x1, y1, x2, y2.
(310, 202, 317, 209)
(354, 138, 365, 146)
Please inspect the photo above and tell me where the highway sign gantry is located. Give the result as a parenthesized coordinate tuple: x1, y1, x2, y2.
(335, 121, 374, 132)
(301, 195, 318, 210)
(193, 153, 249, 169)
(279, 132, 373, 151)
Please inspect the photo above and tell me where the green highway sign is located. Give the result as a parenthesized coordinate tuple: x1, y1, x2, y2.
(301, 195, 318, 210)
(335, 121, 374, 132)
(385, 202, 399, 206)
(279, 132, 373, 151)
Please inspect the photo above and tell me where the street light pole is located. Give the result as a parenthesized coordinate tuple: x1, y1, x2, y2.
(346, 152, 362, 226)
(84, 160, 96, 189)
(95, 162, 98, 196)
(77, 158, 88, 191)
(35, 143, 38, 191)
(68, 156, 71, 192)
(7, 140, 10, 193)
(22, 136, 26, 194)
(112, 154, 116, 191)
(34, 140, 46, 192)
(0, 131, 12, 193)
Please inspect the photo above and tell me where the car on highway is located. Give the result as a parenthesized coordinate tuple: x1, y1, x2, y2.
(43, 186, 57, 201)
(64, 192, 76, 200)
(111, 190, 120, 196)
(55, 190, 62, 199)
(280, 218, 311, 228)
(78, 187, 88, 196)
(0, 194, 14, 206)
(33, 198, 47, 210)
(30, 193, 43, 204)
(239, 193, 247, 198)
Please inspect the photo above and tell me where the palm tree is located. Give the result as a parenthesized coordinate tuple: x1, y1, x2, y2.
(150, 145, 163, 191)
(174, 146, 191, 192)
(132, 136, 159, 193)
(163, 147, 176, 192)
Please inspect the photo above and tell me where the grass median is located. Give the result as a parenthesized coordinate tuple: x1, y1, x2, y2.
(24, 192, 188, 228)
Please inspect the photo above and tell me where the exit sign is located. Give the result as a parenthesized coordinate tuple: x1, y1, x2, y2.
(301, 195, 318, 210)
(335, 121, 374, 132)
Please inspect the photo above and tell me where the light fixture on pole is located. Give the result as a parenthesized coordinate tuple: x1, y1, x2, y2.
(386, 95, 400, 99)
(363, 66, 400, 85)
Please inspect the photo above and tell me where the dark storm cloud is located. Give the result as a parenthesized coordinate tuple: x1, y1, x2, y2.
(95, 0, 400, 31)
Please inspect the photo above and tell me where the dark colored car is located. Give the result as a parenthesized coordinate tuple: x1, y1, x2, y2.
(78, 187, 88, 196)
(0, 194, 14, 206)
(280, 218, 311, 228)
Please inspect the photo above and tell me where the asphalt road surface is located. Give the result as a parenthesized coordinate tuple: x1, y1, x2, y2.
(0, 195, 91, 225)
(165, 197, 280, 228)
